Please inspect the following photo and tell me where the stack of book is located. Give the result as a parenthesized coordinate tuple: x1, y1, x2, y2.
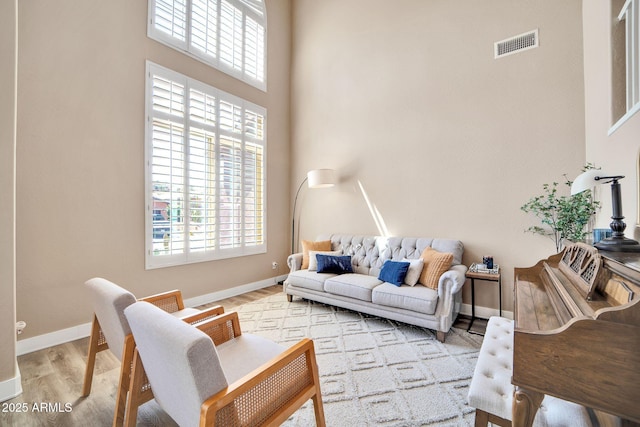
(469, 262, 500, 274)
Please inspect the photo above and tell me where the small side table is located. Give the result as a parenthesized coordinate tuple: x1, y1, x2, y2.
(465, 269, 502, 334)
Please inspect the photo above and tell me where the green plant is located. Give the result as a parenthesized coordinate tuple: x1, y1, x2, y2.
(521, 164, 601, 253)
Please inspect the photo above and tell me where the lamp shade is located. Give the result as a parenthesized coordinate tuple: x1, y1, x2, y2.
(571, 169, 603, 195)
(307, 169, 336, 188)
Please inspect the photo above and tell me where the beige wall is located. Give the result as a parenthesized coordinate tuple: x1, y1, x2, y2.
(583, 1, 640, 236)
(1, 0, 18, 383)
(14, 0, 627, 342)
(291, 0, 586, 312)
(16, 0, 292, 339)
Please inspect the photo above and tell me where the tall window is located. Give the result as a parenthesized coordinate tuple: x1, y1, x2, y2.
(611, 0, 640, 133)
(146, 62, 266, 269)
(148, 0, 266, 90)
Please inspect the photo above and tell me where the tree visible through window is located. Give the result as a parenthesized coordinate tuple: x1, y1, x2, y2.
(145, 62, 266, 269)
(148, 0, 266, 90)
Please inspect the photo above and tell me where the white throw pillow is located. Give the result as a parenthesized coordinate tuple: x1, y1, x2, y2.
(402, 258, 424, 286)
(308, 250, 342, 271)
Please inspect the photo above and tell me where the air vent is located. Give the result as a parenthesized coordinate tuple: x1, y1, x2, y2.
(494, 29, 539, 59)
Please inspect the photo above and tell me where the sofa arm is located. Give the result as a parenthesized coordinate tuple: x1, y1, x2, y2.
(437, 264, 468, 299)
(287, 253, 303, 272)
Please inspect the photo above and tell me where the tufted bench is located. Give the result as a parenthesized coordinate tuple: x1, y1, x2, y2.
(467, 317, 593, 427)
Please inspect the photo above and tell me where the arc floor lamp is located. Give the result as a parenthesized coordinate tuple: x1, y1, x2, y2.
(292, 169, 337, 253)
(571, 169, 640, 252)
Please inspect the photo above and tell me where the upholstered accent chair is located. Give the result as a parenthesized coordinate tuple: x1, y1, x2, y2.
(124, 301, 326, 427)
(82, 277, 224, 427)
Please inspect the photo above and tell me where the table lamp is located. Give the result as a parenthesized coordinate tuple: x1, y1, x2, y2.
(571, 170, 640, 252)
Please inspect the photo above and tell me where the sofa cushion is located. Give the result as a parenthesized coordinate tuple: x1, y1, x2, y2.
(308, 250, 342, 271)
(286, 269, 336, 292)
(378, 260, 410, 286)
(324, 274, 383, 302)
(372, 283, 439, 315)
(301, 240, 332, 269)
(419, 247, 454, 289)
(317, 255, 354, 274)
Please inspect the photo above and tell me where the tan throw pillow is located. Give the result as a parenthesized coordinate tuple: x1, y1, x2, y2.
(419, 247, 453, 289)
(301, 240, 332, 269)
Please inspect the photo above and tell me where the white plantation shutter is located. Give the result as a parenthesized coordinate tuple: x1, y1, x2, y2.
(149, 73, 187, 258)
(150, 0, 188, 46)
(148, 0, 266, 90)
(191, 0, 218, 59)
(244, 15, 265, 82)
(219, 0, 244, 71)
(146, 62, 266, 269)
(238, 0, 263, 16)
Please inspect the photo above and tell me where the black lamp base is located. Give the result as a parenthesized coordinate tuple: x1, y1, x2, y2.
(595, 236, 640, 252)
(591, 177, 640, 252)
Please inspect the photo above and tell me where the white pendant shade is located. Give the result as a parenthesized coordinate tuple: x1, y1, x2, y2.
(307, 169, 336, 188)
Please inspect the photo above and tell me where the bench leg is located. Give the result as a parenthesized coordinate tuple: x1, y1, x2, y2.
(286, 294, 293, 302)
(436, 330, 445, 342)
(474, 409, 489, 427)
(475, 409, 512, 427)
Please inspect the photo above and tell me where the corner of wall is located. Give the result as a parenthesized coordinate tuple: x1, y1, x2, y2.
(0, 364, 22, 403)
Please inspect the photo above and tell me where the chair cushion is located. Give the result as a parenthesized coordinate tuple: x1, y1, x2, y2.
(124, 302, 228, 427)
(172, 307, 201, 318)
(85, 278, 137, 361)
(324, 274, 383, 302)
(371, 283, 439, 315)
(216, 334, 285, 384)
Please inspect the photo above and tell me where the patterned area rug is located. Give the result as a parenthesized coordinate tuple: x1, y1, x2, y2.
(235, 292, 484, 426)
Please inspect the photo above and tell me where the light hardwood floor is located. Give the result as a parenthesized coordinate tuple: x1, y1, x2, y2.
(1, 285, 283, 427)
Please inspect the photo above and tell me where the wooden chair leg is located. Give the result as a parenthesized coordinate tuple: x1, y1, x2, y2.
(81, 315, 102, 397)
(124, 349, 152, 427)
(306, 342, 326, 427)
(312, 392, 326, 427)
(113, 336, 135, 427)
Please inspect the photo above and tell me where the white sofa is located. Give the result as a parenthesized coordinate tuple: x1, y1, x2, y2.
(283, 234, 466, 342)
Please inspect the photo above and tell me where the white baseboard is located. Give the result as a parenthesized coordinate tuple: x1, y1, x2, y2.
(16, 275, 286, 356)
(183, 275, 286, 307)
(0, 363, 22, 403)
(16, 277, 505, 356)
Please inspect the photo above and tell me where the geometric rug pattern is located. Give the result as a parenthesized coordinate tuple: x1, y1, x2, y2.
(235, 292, 484, 426)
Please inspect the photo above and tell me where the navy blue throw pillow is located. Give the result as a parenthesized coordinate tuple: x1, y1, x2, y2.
(378, 260, 411, 286)
(316, 255, 353, 274)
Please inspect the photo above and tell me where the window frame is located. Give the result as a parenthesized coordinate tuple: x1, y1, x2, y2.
(145, 61, 267, 269)
(610, 0, 640, 134)
(147, 0, 267, 91)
